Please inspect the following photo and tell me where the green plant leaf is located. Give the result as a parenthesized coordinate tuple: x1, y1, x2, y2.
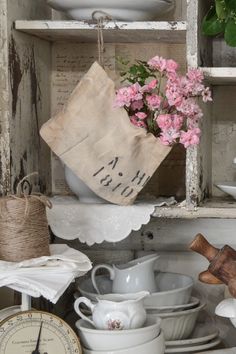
(224, 18, 236, 46)
(225, 0, 236, 11)
(202, 6, 225, 35)
(215, 0, 227, 19)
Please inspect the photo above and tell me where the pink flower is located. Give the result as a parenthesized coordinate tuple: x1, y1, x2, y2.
(114, 86, 133, 107)
(156, 114, 183, 132)
(131, 100, 144, 110)
(166, 84, 183, 107)
(177, 98, 199, 116)
(202, 87, 212, 102)
(180, 128, 201, 148)
(140, 79, 158, 93)
(166, 59, 179, 73)
(129, 83, 143, 101)
(187, 68, 204, 83)
(166, 70, 179, 83)
(148, 56, 167, 72)
(191, 82, 205, 96)
(114, 83, 143, 108)
(135, 112, 147, 120)
(148, 79, 158, 90)
(114, 54, 212, 148)
(160, 128, 180, 146)
(156, 114, 172, 130)
(146, 94, 162, 109)
(130, 115, 147, 129)
(172, 114, 184, 130)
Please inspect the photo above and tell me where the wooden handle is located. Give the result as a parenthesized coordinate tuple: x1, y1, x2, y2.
(210, 253, 236, 285)
(189, 233, 219, 261)
(198, 270, 223, 284)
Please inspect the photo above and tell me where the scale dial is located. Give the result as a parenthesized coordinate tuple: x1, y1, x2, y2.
(0, 310, 82, 354)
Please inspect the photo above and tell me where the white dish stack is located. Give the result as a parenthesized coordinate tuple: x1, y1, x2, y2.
(76, 317, 164, 353)
(75, 255, 221, 353)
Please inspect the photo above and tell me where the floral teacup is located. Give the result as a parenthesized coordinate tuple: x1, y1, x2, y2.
(74, 292, 148, 330)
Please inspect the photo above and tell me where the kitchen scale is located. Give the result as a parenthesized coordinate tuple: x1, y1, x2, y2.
(0, 292, 82, 354)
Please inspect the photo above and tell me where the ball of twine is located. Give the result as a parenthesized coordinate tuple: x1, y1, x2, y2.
(0, 173, 52, 262)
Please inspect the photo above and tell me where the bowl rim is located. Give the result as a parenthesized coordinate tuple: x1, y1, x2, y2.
(147, 301, 206, 318)
(81, 330, 164, 354)
(145, 296, 200, 311)
(77, 271, 194, 298)
(76, 317, 161, 334)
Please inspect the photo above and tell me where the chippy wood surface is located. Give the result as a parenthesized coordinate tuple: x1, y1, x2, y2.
(3, 0, 52, 194)
(202, 68, 236, 84)
(0, 0, 11, 195)
(15, 20, 187, 44)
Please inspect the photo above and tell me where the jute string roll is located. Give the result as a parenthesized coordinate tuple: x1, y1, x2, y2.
(0, 173, 52, 262)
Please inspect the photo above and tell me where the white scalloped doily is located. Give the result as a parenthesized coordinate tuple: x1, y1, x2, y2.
(46, 196, 175, 245)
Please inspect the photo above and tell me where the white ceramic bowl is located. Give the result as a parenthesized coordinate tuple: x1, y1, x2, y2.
(215, 182, 236, 199)
(65, 166, 105, 203)
(145, 272, 193, 307)
(46, 0, 175, 21)
(82, 331, 165, 354)
(75, 317, 161, 351)
(77, 272, 193, 307)
(147, 301, 206, 341)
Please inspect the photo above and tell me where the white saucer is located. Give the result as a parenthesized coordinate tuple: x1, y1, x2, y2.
(165, 337, 221, 353)
(146, 297, 200, 313)
(166, 322, 219, 347)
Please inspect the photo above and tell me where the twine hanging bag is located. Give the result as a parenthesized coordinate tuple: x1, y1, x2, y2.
(40, 65, 171, 206)
(40, 14, 171, 205)
(0, 174, 52, 262)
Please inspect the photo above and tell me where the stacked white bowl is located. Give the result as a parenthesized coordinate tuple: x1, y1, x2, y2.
(76, 317, 164, 353)
(146, 297, 205, 341)
(75, 254, 219, 353)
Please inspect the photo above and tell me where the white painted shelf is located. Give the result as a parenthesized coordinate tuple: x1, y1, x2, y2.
(202, 67, 236, 85)
(14, 20, 187, 43)
(153, 199, 236, 219)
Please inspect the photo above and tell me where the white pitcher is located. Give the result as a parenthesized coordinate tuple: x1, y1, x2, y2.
(74, 292, 148, 330)
(91, 254, 159, 294)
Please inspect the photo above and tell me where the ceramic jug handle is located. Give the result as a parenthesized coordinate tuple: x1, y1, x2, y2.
(91, 264, 115, 294)
(74, 297, 95, 327)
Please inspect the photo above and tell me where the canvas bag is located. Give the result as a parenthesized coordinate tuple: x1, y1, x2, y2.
(40, 62, 171, 205)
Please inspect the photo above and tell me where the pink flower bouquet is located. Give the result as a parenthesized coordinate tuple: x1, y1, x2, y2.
(115, 56, 212, 148)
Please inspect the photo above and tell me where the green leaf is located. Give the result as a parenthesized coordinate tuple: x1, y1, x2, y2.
(202, 6, 225, 35)
(215, 0, 227, 19)
(129, 65, 138, 75)
(224, 18, 236, 46)
(225, 0, 236, 11)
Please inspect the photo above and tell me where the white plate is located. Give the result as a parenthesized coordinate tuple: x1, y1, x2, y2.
(166, 322, 219, 347)
(165, 337, 221, 353)
(146, 297, 200, 312)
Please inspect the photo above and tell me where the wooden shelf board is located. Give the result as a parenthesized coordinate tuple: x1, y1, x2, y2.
(153, 198, 236, 219)
(50, 196, 236, 219)
(14, 20, 187, 43)
(202, 67, 236, 85)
